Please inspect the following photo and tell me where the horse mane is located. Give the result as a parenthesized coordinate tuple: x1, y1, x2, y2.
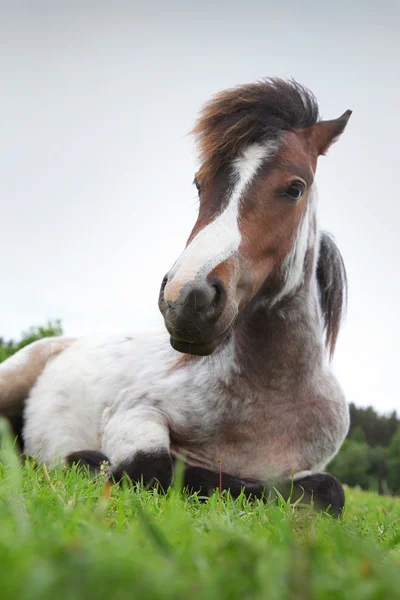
(317, 232, 348, 358)
(191, 77, 320, 182)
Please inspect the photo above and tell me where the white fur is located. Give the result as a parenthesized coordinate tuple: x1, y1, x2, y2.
(102, 405, 170, 466)
(292, 470, 313, 481)
(271, 185, 316, 306)
(165, 143, 276, 301)
(22, 330, 237, 466)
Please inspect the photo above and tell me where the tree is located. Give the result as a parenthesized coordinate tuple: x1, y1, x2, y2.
(367, 445, 388, 495)
(349, 426, 366, 443)
(329, 439, 371, 490)
(348, 403, 399, 447)
(387, 427, 400, 494)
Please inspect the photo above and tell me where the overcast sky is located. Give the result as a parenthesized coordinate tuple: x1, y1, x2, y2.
(1, 1, 399, 413)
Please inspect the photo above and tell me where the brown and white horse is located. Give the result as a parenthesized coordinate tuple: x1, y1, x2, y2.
(0, 78, 351, 515)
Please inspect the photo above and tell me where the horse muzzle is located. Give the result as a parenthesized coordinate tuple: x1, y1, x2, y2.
(158, 275, 235, 355)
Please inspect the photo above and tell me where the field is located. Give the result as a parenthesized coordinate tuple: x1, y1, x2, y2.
(1, 424, 400, 600)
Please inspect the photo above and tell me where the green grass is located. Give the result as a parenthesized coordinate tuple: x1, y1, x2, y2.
(1, 423, 400, 599)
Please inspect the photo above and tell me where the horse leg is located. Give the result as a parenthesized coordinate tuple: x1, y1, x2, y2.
(181, 464, 344, 517)
(181, 463, 267, 498)
(64, 447, 344, 514)
(65, 450, 110, 476)
(101, 406, 172, 490)
(277, 472, 345, 517)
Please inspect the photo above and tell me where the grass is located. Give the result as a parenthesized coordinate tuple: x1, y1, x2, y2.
(1, 422, 400, 599)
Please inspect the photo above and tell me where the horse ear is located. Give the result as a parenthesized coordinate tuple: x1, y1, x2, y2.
(311, 110, 352, 156)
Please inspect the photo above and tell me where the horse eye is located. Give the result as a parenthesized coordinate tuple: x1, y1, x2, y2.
(193, 177, 201, 193)
(283, 182, 305, 201)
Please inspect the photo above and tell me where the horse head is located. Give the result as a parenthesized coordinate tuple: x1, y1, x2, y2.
(159, 78, 351, 355)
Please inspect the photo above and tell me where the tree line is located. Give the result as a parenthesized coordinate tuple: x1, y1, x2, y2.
(1, 320, 399, 495)
(328, 404, 400, 495)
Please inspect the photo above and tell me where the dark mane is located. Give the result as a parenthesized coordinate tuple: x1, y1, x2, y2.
(191, 77, 320, 182)
(317, 232, 348, 358)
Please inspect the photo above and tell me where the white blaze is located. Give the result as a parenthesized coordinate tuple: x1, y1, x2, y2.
(164, 143, 277, 302)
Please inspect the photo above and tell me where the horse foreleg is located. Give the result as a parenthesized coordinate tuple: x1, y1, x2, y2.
(101, 406, 172, 490)
(276, 472, 345, 517)
(65, 450, 110, 476)
(181, 465, 345, 517)
(180, 463, 267, 499)
(64, 446, 344, 515)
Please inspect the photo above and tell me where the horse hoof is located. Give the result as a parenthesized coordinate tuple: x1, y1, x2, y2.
(112, 449, 173, 491)
(66, 450, 111, 476)
(289, 472, 345, 517)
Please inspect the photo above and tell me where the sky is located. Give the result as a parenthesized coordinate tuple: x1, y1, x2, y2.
(1, 1, 399, 413)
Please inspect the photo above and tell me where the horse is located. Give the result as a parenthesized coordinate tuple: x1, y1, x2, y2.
(0, 78, 351, 516)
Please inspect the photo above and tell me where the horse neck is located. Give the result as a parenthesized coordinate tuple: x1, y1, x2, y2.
(233, 243, 325, 384)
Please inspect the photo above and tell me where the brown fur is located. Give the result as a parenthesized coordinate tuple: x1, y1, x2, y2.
(0, 338, 76, 417)
(191, 78, 320, 183)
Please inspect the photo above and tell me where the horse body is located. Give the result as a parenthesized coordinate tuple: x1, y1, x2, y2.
(21, 294, 347, 482)
(22, 230, 348, 482)
(22, 330, 226, 467)
(0, 78, 352, 512)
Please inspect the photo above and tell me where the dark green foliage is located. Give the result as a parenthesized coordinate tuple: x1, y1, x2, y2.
(387, 427, 400, 494)
(329, 407, 400, 496)
(350, 425, 366, 443)
(329, 440, 372, 489)
(348, 403, 399, 447)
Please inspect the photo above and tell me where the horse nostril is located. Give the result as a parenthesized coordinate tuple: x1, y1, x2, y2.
(207, 277, 227, 319)
(160, 274, 228, 326)
(161, 275, 168, 292)
(159, 274, 169, 306)
(212, 281, 223, 305)
(176, 279, 226, 317)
